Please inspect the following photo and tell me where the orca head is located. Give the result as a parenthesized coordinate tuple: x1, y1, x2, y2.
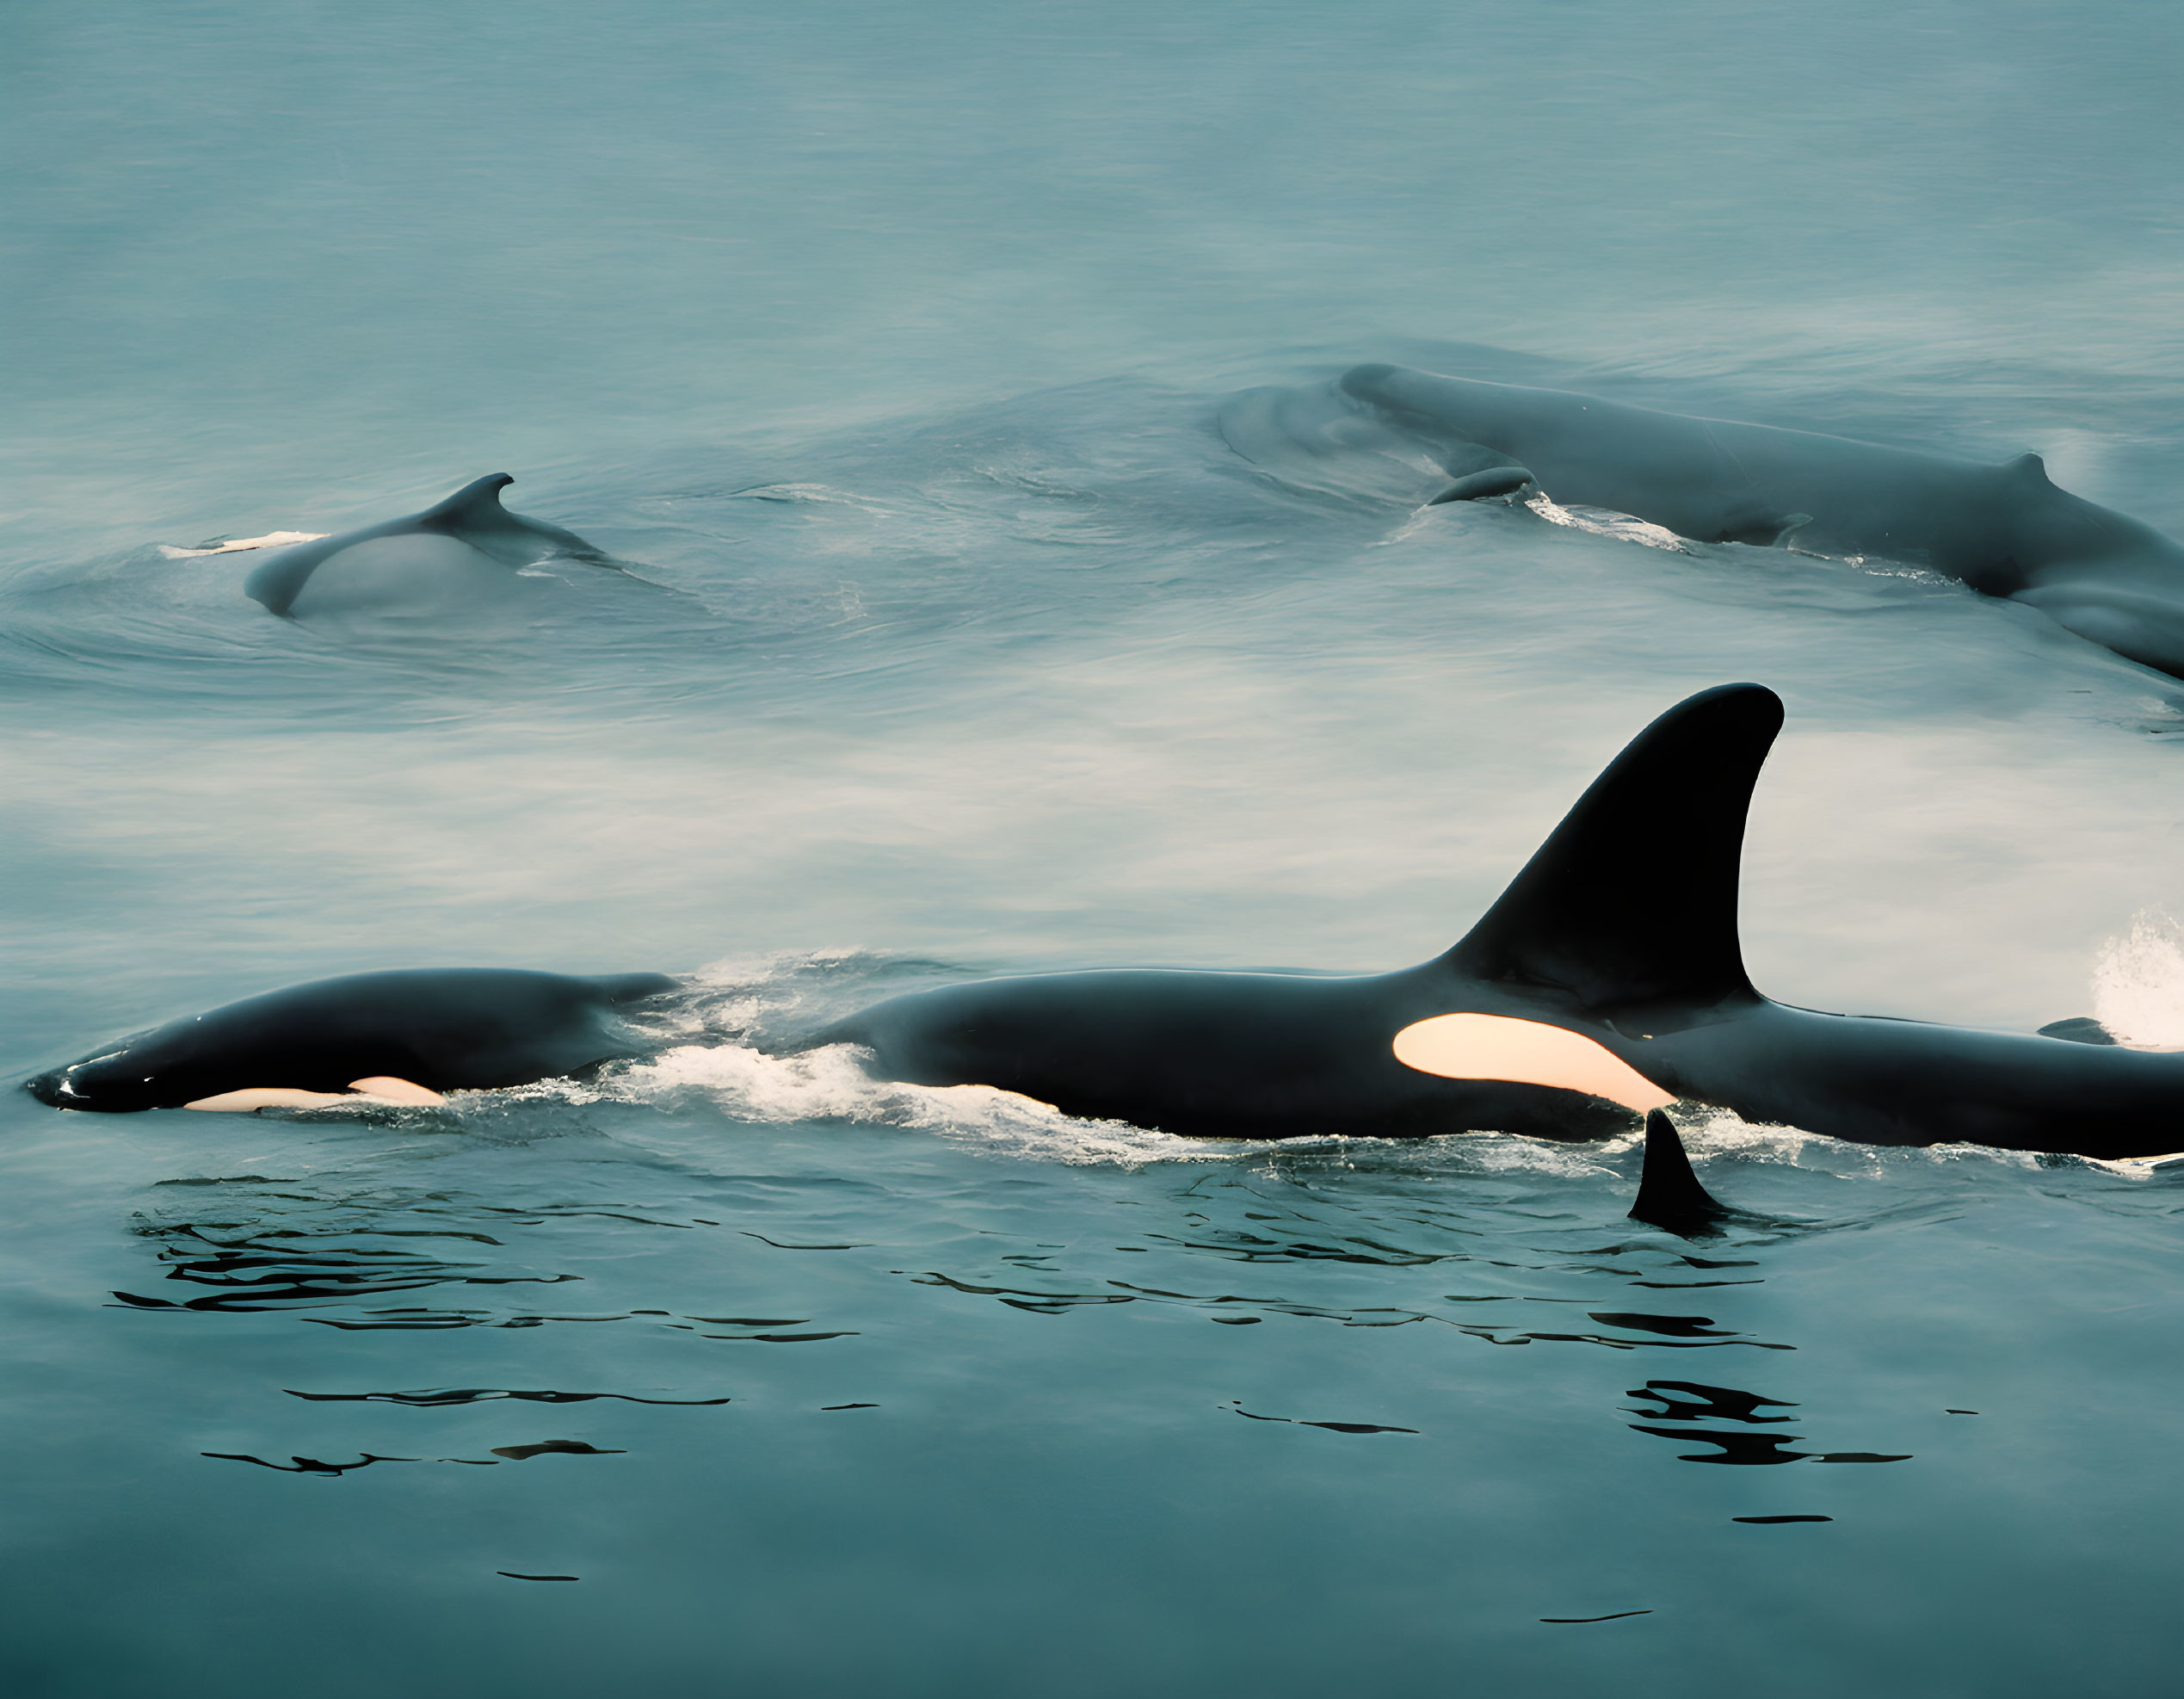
(28, 1039, 171, 1113)
(26, 1013, 229, 1113)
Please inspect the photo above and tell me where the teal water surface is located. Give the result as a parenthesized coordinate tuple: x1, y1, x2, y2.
(7, 4, 2184, 1696)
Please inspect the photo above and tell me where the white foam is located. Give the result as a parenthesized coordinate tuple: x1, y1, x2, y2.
(602, 1041, 1224, 1167)
(1525, 493, 1690, 553)
(2091, 909, 2184, 1048)
(158, 530, 325, 559)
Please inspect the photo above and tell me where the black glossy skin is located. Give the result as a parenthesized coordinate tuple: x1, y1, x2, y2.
(27, 968, 676, 1112)
(821, 685, 2184, 1160)
(243, 473, 606, 617)
(830, 964, 1632, 1142)
(1341, 364, 2184, 680)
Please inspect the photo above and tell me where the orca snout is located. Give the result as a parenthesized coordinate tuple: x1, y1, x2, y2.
(24, 1064, 122, 1111)
(23, 1048, 164, 1113)
(24, 1068, 72, 1109)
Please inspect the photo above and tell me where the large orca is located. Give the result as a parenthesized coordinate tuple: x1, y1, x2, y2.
(240, 474, 611, 618)
(818, 683, 2184, 1160)
(1227, 364, 2184, 680)
(26, 968, 676, 1113)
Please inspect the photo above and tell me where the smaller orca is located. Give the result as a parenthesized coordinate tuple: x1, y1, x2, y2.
(1225, 364, 2184, 679)
(26, 968, 676, 1113)
(816, 684, 2184, 1162)
(240, 474, 610, 618)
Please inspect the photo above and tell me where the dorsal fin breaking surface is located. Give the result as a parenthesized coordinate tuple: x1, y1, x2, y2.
(1629, 1109, 1730, 1237)
(1446, 683, 1783, 1010)
(420, 473, 520, 533)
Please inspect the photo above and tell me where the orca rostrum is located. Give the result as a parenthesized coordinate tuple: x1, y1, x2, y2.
(820, 683, 2184, 1159)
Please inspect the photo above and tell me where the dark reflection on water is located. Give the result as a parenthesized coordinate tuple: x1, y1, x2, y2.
(899, 1159, 1804, 1356)
(205, 1440, 629, 1474)
(1625, 1381, 1798, 1424)
(111, 1184, 857, 1341)
(101, 1121, 1928, 1560)
(204, 1452, 421, 1476)
(1230, 1402, 1418, 1434)
(286, 1389, 731, 1406)
(1624, 1380, 1910, 1467)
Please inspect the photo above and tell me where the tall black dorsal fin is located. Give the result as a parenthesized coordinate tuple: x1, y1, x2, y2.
(1446, 683, 1783, 1010)
(1629, 1109, 1729, 1237)
(418, 473, 520, 533)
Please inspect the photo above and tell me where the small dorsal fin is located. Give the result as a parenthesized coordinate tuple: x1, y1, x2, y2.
(417, 473, 519, 533)
(2037, 1015, 2119, 1047)
(1629, 1109, 1729, 1237)
(1428, 465, 1535, 505)
(2004, 452, 2051, 485)
(1446, 683, 1782, 1010)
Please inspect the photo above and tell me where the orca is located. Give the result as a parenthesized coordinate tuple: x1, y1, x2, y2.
(1228, 364, 2184, 680)
(817, 683, 2184, 1160)
(240, 474, 611, 618)
(26, 968, 676, 1113)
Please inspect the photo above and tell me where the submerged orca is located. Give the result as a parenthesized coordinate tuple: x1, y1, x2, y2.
(241, 474, 610, 618)
(27, 968, 676, 1112)
(1231, 364, 2184, 679)
(819, 683, 2184, 1160)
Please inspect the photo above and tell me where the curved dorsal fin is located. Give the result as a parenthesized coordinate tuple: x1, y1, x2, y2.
(417, 473, 519, 533)
(1445, 683, 1783, 1010)
(1629, 1109, 1729, 1237)
(2004, 451, 2051, 485)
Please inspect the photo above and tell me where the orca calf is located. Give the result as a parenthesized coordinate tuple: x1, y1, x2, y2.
(27, 968, 676, 1113)
(240, 474, 611, 618)
(1233, 363, 2184, 679)
(820, 684, 2184, 1160)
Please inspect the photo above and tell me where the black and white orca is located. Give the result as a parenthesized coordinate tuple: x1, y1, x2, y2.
(819, 683, 2184, 1161)
(27, 968, 676, 1113)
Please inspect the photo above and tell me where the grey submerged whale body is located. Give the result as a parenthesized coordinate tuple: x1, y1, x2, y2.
(243, 473, 609, 617)
(821, 684, 2184, 1160)
(27, 968, 676, 1112)
(1241, 363, 2184, 679)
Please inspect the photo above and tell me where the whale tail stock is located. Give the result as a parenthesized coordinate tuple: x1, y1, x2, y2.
(1629, 1109, 1731, 1237)
(1444, 683, 1784, 1016)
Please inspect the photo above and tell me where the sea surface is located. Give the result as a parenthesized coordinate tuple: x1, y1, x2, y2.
(7, 4, 2184, 1695)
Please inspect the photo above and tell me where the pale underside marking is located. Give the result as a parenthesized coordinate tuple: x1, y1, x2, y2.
(158, 530, 328, 559)
(1391, 1013, 1675, 1113)
(184, 1077, 447, 1112)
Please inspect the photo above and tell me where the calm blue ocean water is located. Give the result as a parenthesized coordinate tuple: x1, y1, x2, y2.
(8, 4, 2184, 1694)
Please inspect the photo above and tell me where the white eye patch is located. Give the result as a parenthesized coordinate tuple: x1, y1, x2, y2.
(1392, 1013, 1674, 1113)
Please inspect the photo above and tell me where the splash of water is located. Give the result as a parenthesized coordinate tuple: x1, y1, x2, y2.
(2091, 910, 2184, 1048)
